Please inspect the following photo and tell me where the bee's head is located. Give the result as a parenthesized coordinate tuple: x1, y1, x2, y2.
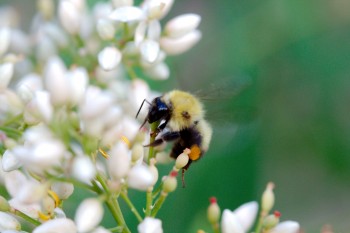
(147, 97, 170, 123)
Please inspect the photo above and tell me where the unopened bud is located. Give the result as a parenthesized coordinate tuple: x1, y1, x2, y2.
(262, 182, 275, 213)
(0, 196, 10, 211)
(162, 171, 177, 193)
(263, 211, 281, 230)
(131, 144, 144, 163)
(149, 158, 159, 186)
(207, 197, 220, 224)
(175, 152, 189, 170)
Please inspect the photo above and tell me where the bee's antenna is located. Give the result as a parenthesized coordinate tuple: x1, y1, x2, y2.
(136, 99, 151, 119)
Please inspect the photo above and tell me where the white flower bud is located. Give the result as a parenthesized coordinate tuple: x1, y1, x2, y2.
(0, 27, 10, 57)
(8, 199, 40, 219)
(112, 0, 133, 8)
(67, 67, 88, 106)
(131, 144, 144, 163)
(31, 90, 53, 123)
(97, 19, 115, 40)
(137, 217, 163, 233)
(75, 198, 103, 233)
(51, 182, 74, 200)
(221, 209, 243, 233)
(207, 197, 221, 224)
(233, 201, 258, 231)
(37, 0, 55, 20)
(174, 152, 189, 170)
(16, 73, 43, 102)
(44, 56, 69, 106)
(2, 150, 21, 172)
(165, 14, 201, 38)
(127, 164, 154, 191)
(54, 207, 66, 218)
(98, 46, 122, 71)
(270, 221, 300, 233)
(149, 159, 158, 186)
(91, 226, 112, 233)
(162, 171, 177, 193)
(262, 182, 275, 213)
(16, 181, 47, 204)
(17, 139, 65, 171)
(79, 86, 113, 120)
(43, 22, 68, 48)
(72, 156, 96, 184)
(0, 62, 14, 91)
(147, 20, 161, 41)
(221, 201, 258, 233)
(145, 62, 170, 81)
(160, 30, 201, 55)
(140, 39, 160, 63)
(4, 170, 27, 198)
(108, 142, 131, 180)
(142, 0, 174, 20)
(36, 36, 57, 62)
(0, 212, 21, 231)
(58, 0, 81, 34)
(33, 218, 77, 233)
(41, 195, 55, 215)
(109, 6, 145, 22)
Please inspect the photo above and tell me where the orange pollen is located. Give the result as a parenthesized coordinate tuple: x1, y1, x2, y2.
(189, 145, 201, 161)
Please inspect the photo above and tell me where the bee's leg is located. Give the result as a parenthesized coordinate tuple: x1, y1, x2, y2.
(144, 131, 180, 147)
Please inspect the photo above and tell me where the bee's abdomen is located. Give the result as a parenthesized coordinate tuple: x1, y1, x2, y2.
(170, 126, 204, 163)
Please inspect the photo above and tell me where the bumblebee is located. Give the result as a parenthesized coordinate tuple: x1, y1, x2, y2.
(137, 90, 212, 170)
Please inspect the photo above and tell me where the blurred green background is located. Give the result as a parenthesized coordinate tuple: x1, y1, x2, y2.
(2, 0, 350, 232)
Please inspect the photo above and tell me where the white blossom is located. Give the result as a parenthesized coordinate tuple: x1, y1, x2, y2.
(108, 142, 131, 180)
(138, 217, 163, 233)
(33, 218, 77, 233)
(75, 198, 103, 233)
(160, 30, 202, 55)
(221, 201, 258, 233)
(44, 56, 69, 106)
(51, 181, 74, 200)
(97, 19, 115, 40)
(98, 46, 122, 71)
(127, 164, 154, 191)
(0, 212, 21, 231)
(71, 156, 96, 184)
(109, 6, 145, 22)
(2, 149, 21, 172)
(0, 27, 11, 56)
(0, 62, 14, 91)
(270, 221, 300, 233)
(164, 14, 201, 38)
(58, 0, 82, 35)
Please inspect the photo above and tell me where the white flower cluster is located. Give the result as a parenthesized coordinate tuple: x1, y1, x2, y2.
(206, 183, 300, 233)
(0, 0, 201, 232)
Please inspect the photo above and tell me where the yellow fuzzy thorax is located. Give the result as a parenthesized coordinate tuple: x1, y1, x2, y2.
(162, 90, 204, 131)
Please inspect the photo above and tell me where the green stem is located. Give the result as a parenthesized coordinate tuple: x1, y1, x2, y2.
(151, 192, 167, 217)
(255, 210, 267, 233)
(211, 222, 220, 233)
(120, 191, 143, 222)
(11, 208, 41, 226)
(109, 226, 124, 233)
(147, 122, 159, 164)
(96, 174, 131, 233)
(145, 188, 153, 217)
